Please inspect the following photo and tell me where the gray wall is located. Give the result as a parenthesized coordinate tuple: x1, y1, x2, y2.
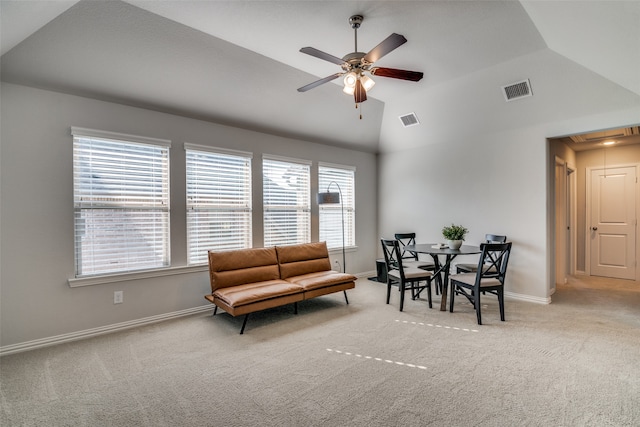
(0, 83, 378, 348)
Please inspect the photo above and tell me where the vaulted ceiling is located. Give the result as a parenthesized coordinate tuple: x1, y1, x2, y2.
(2, 1, 639, 152)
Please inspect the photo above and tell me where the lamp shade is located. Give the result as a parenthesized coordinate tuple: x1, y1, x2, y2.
(317, 192, 341, 204)
(343, 72, 357, 88)
(361, 74, 375, 91)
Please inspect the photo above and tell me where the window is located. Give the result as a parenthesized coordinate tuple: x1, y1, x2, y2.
(185, 144, 252, 264)
(263, 156, 311, 246)
(319, 164, 355, 249)
(72, 127, 171, 277)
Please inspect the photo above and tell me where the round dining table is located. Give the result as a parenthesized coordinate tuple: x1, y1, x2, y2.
(405, 244, 481, 311)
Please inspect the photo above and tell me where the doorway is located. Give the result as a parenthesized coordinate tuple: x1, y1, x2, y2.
(550, 125, 640, 296)
(554, 156, 576, 290)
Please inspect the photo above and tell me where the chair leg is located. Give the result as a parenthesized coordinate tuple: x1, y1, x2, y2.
(386, 280, 392, 304)
(427, 280, 433, 309)
(239, 314, 249, 334)
(475, 290, 482, 325)
(399, 281, 405, 312)
(294, 302, 298, 314)
(449, 283, 456, 312)
(213, 306, 218, 316)
(343, 290, 349, 304)
(498, 288, 505, 321)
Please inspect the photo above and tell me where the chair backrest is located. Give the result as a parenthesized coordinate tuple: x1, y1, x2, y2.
(394, 233, 418, 261)
(475, 242, 512, 285)
(485, 234, 507, 243)
(381, 238, 407, 281)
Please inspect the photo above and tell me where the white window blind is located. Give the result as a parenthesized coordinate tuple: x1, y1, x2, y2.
(319, 165, 355, 249)
(186, 145, 252, 264)
(72, 128, 171, 277)
(263, 156, 310, 246)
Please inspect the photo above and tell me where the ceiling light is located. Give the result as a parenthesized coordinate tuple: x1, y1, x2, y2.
(360, 74, 375, 91)
(603, 140, 616, 146)
(343, 85, 355, 95)
(343, 72, 356, 94)
(343, 72, 375, 96)
(343, 72, 357, 88)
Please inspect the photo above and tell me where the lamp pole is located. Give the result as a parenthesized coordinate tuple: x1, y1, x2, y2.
(322, 181, 345, 274)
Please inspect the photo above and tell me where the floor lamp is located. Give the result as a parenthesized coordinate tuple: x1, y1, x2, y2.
(317, 182, 345, 273)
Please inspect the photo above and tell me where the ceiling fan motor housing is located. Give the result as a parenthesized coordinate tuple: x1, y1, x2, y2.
(349, 15, 363, 29)
(342, 52, 368, 71)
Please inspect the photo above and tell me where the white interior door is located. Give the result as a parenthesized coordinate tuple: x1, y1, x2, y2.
(590, 166, 637, 279)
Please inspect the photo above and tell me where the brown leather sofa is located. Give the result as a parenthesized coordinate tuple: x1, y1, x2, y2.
(206, 241, 357, 333)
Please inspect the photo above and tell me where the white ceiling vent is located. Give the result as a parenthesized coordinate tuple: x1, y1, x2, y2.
(399, 112, 420, 127)
(502, 79, 532, 102)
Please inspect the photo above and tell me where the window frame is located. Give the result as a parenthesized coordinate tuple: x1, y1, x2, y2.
(71, 127, 171, 279)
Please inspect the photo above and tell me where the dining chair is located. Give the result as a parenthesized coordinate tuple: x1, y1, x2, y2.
(394, 232, 435, 271)
(455, 234, 507, 274)
(381, 238, 434, 311)
(449, 242, 512, 324)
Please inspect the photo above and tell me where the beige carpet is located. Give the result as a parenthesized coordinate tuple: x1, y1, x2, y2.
(1, 275, 639, 426)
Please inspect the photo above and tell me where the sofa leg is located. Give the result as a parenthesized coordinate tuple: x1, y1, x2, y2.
(294, 302, 298, 314)
(212, 306, 218, 316)
(240, 314, 249, 334)
(343, 290, 349, 304)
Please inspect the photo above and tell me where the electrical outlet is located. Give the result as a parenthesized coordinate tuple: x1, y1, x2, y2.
(334, 260, 340, 271)
(114, 291, 123, 304)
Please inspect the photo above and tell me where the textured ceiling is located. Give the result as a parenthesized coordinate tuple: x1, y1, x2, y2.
(1, 0, 639, 152)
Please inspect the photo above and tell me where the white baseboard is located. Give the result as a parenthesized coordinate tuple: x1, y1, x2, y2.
(0, 305, 213, 357)
(505, 291, 551, 304)
(356, 270, 377, 279)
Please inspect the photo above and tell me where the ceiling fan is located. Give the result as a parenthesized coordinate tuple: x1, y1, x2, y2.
(297, 15, 424, 105)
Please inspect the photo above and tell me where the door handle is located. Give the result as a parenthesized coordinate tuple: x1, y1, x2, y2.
(592, 227, 598, 231)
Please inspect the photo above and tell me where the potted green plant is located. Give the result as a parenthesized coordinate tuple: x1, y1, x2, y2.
(442, 224, 468, 249)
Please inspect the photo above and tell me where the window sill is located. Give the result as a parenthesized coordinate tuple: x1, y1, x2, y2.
(327, 245, 358, 254)
(68, 264, 208, 288)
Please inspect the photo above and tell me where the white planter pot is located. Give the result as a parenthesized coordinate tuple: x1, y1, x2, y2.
(447, 239, 463, 250)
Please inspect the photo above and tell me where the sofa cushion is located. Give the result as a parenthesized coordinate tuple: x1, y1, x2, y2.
(213, 279, 303, 307)
(285, 271, 356, 291)
(276, 242, 332, 279)
(208, 247, 280, 291)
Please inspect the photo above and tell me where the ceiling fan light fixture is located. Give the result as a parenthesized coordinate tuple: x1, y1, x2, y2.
(343, 72, 357, 94)
(343, 72, 357, 88)
(361, 74, 375, 91)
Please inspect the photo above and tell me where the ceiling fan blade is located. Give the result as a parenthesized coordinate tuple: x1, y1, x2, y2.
(354, 79, 367, 103)
(297, 73, 343, 92)
(300, 47, 347, 66)
(363, 33, 407, 63)
(370, 67, 424, 82)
